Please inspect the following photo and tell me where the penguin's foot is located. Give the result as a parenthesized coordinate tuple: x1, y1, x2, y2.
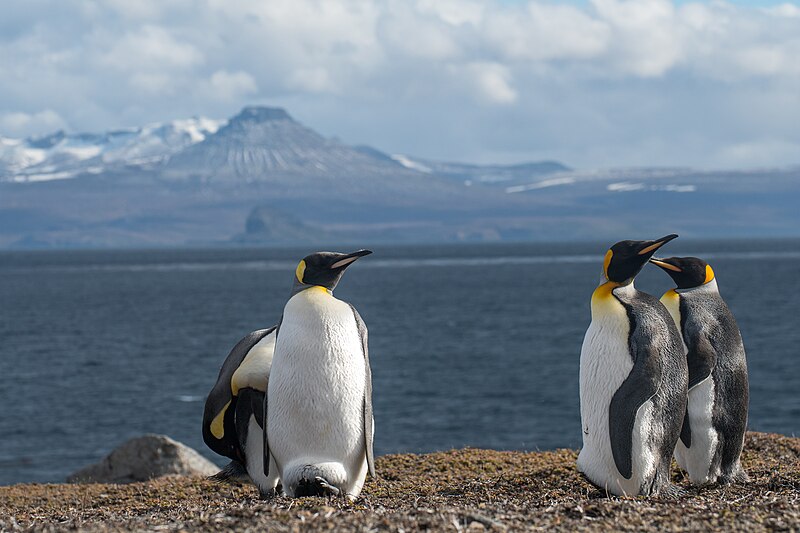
(314, 476, 341, 497)
(657, 483, 686, 499)
(258, 487, 278, 500)
(719, 469, 750, 485)
(295, 476, 343, 498)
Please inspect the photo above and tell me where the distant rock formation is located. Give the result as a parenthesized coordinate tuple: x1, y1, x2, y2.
(66, 434, 218, 484)
(234, 205, 323, 244)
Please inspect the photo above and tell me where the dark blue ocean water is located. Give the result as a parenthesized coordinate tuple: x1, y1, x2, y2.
(1, 241, 798, 485)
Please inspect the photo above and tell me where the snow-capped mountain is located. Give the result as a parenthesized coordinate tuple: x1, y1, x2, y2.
(0, 118, 224, 182)
(162, 106, 407, 182)
(1, 104, 798, 248)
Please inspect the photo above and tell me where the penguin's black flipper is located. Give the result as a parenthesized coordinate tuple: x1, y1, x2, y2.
(678, 315, 719, 448)
(350, 304, 375, 478)
(262, 391, 270, 477)
(609, 313, 664, 480)
(262, 316, 282, 478)
(203, 327, 276, 462)
(234, 387, 265, 449)
(683, 322, 718, 390)
(680, 407, 692, 448)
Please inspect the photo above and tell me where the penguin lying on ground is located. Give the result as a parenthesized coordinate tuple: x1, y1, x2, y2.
(266, 250, 375, 500)
(578, 235, 688, 496)
(650, 256, 749, 485)
(202, 327, 281, 497)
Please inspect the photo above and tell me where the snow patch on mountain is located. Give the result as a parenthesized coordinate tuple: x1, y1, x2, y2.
(391, 154, 433, 173)
(0, 118, 225, 182)
(607, 182, 697, 192)
(506, 176, 576, 193)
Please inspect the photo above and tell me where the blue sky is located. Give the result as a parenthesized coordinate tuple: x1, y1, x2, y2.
(1, 0, 799, 169)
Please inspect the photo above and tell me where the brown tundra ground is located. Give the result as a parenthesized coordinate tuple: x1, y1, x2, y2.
(1, 432, 798, 532)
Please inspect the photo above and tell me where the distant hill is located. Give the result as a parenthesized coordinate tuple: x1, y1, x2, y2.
(162, 107, 407, 182)
(0, 106, 798, 248)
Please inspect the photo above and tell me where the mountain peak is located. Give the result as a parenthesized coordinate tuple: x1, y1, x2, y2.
(233, 106, 293, 123)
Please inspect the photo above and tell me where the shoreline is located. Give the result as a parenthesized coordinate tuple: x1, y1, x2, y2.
(2, 432, 798, 531)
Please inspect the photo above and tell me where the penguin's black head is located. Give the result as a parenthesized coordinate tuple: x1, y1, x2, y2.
(649, 256, 715, 289)
(293, 249, 372, 293)
(603, 234, 678, 285)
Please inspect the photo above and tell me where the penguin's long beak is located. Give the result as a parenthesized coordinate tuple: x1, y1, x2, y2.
(330, 249, 372, 270)
(649, 257, 683, 272)
(636, 234, 678, 257)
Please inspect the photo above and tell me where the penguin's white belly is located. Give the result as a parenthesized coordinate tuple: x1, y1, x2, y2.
(675, 376, 718, 484)
(268, 289, 366, 486)
(578, 314, 656, 496)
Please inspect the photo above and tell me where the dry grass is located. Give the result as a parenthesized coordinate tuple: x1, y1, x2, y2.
(1, 432, 798, 532)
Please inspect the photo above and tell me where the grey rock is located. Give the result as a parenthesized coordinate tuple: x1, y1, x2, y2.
(67, 434, 218, 484)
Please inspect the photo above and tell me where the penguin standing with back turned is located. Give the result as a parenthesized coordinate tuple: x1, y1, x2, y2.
(266, 250, 375, 500)
(650, 256, 749, 485)
(203, 326, 281, 497)
(578, 235, 688, 496)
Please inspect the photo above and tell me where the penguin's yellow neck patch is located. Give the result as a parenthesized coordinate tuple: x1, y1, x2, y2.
(593, 281, 618, 300)
(662, 288, 679, 301)
(295, 260, 306, 283)
(306, 285, 331, 295)
(660, 289, 681, 327)
(210, 400, 230, 440)
(704, 264, 715, 284)
(590, 281, 624, 318)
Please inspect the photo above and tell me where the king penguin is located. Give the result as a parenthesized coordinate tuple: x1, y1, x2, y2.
(202, 327, 281, 497)
(578, 235, 688, 496)
(650, 256, 749, 485)
(266, 250, 375, 500)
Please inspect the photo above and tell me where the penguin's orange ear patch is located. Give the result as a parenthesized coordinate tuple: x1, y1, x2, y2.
(603, 250, 613, 278)
(295, 260, 306, 283)
(704, 264, 715, 284)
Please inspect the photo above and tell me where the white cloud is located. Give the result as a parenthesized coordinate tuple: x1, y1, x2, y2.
(415, 0, 485, 26)
(0, 0, 799, 167)
(380, 3, 461, 60)
(464, 63, 518, 105)
(287, 68, 336, 93)
(484, 3, 609, 61)
(209, 70, 258, 100)
(765, 3, 800, 18)
(591, 0, 683, 77)
(715, 139, 800, 168)
(98, 25, 203, 71)
(0, 109, 67, 137)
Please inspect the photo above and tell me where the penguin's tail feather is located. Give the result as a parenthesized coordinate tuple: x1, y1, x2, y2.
(209, 461, 250, 484)
(285, 461, 347, 497)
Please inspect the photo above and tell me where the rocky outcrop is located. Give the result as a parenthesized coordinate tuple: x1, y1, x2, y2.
(66, 434, 218, 484)
(234, 205, 323, 244)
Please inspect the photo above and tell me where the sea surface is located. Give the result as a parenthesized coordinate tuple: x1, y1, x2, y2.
(1, 240, 798, 485)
